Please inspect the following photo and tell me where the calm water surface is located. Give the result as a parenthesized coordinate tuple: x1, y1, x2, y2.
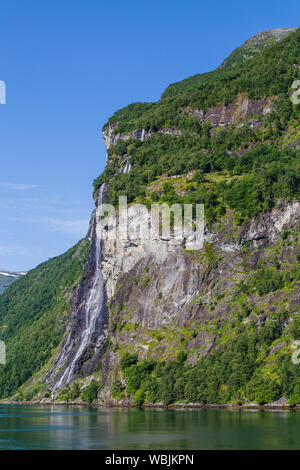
(0, 405, 299, 450)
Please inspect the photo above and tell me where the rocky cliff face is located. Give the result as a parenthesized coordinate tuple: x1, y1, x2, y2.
(47, 122, 300, 398)
(103, 122, 183, 151)
(181, 94, 274, 129)
(98, 197, 299, 401)
(26, 26, 299, 405)
(102, 94, 273, 151)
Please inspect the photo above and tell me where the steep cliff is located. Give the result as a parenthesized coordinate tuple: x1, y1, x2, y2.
(2, 27, 300, 406)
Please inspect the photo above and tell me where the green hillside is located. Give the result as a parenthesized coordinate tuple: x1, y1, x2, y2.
(95, 29, 300, 228)
(0, 240, 89, 398)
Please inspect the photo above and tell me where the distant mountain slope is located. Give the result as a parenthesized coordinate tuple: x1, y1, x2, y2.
(0, 271, 26, 294)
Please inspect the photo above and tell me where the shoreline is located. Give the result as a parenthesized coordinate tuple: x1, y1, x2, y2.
(1, 400, 300, 411)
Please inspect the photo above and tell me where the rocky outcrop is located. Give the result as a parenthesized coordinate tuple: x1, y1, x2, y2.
(241, 28, 297, 50)
(102, 94, 274, 153)
(103, 124, 183, 149)
(181, 94, 274, 128)
(102, 122, 120, 149)
(99, 198, 300, 303)
(219, 28, 297, 71)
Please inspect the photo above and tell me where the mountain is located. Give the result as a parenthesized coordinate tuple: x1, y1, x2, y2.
(160, 27, 298, 99)
(219, 27, 298, 72)
(0, 270, 26, 294)
(0, 27, 300, 407)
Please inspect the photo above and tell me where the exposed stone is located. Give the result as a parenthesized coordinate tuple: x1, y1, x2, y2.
(181, 94, 275, 128)
(102, 125, 183, 149)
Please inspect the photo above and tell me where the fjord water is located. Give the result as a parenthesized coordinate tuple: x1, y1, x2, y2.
(0, 405, 300, 450)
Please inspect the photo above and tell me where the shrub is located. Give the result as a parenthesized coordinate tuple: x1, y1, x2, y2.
(161, 389, 174, 406)
(247, 376, 282, 404)
(177, 350, 187, 364)
(290, 316, 300, 340)
(133, 389, 146, 406)
(252, 267, 284, 296)
(120, 352, 138, 371)
(288, 384, 300, 406)
(110, 380, 124, 400)
(260, 320, 282, 346)
(69, 383, 81, 400)
(81, 380, 99, 404)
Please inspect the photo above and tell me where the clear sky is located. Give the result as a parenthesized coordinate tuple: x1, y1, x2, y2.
(0, 0, 299, 271)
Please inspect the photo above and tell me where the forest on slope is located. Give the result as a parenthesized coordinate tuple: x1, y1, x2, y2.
(0, 241, 89, 397)
(95, 28, 300, 224)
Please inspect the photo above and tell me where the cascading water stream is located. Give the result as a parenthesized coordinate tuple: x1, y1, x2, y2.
(53, 184, 106, 390)
(123, 158, 131, 174)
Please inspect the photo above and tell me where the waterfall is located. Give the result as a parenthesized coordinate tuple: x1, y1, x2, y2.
(53, 184, 106, 390)
(123, 158, 131, 174)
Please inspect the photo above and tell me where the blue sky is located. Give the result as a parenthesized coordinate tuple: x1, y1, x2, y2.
(0, 0, 299, 271)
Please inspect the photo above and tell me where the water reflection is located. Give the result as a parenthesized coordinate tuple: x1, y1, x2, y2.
(0, 405, 299, 449)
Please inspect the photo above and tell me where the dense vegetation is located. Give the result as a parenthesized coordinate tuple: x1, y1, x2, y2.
(96, 138, 300, 224)
(55, 380, 100, 404)
(0, 241, 89, 398)
(162, 29, 298, 99)
(103, 28, 299, 132)
(114, 310, 300, 406)
(94, 28, 300, 225)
